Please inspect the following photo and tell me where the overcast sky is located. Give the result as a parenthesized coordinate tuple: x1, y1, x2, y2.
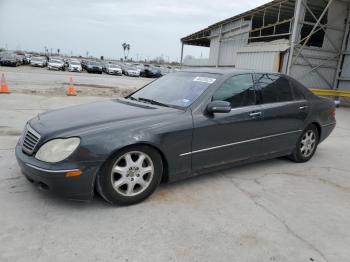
(0, 0, 270, 61)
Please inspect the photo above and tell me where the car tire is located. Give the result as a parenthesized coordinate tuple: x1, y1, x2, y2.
(96, 145, 163, 205)
(289, 124, 319, 163)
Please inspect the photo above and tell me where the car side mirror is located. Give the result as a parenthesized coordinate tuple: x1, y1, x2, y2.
(206, 101, 231, 114)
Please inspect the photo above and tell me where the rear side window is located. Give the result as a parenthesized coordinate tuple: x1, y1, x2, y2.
(212, 74, 255, 108)
(254, 74, 294, 103)
(289, 78, 307, 100)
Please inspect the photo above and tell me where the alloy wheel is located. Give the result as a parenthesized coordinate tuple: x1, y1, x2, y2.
(300, 130, 316, 158)
(110, 151, 154, 196)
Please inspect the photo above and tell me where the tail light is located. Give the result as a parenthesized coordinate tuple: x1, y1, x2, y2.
(330, 108, 336, 118)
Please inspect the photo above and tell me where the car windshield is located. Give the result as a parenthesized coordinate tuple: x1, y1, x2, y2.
(3, 54, 15, 59)
(129, 72, 218, 109)
(32, 57, 44, 61)
(70, 61, 80, 65)
(50, 59, 62, 63)
(89, 62, 100, 66)
(109, 64, 119, 68)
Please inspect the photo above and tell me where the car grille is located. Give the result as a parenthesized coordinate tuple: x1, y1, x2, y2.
(22, 125, 41, 155)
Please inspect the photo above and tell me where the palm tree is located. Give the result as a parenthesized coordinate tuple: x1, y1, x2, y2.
(122, 43, 131, 60)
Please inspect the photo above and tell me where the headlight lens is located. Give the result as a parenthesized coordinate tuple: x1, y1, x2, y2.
(35, 137, 80, 163)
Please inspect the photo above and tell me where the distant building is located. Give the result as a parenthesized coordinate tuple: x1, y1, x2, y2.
(181, 0, 350, 91)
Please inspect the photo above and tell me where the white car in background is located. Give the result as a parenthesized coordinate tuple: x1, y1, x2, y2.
(48, 58, 65, 71)
(124, 66, 141, 77)
(68, 60, 82, 72)
(30, 56, 47, 67)
(105, 64, 122, 75)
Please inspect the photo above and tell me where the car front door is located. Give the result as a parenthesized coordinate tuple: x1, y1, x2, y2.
(253, 73, 310, 154)
(190, 73, 265, 172)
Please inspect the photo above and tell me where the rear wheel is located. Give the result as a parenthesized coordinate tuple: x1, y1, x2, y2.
(97, 145, 162, 205)
(289, 124, 319, 163)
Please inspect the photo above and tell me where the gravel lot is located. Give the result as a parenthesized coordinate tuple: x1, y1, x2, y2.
(0, 66, 350, 262)
(1, 65, 152, 97)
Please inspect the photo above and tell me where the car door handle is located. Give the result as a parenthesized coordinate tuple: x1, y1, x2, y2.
(249, 111, 262, 117)
(299, 105, 308, 110)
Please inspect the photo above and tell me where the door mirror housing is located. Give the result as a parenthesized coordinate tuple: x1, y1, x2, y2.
(206, 101, 231, 114)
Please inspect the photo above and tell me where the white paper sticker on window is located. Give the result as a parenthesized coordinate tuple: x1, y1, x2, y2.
(193, 76, 216, 84)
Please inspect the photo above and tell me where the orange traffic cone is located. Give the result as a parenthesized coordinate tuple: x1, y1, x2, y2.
(0, 73, 10, 94)
(66, 77, 76, 96)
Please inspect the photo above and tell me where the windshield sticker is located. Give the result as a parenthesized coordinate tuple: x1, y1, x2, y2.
(193, 76, 216, 84)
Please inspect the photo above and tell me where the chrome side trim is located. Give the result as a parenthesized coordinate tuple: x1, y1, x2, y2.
(25, 163, 79, 173)
(321, 122, 336, 127)
(179, 130, 302, 157)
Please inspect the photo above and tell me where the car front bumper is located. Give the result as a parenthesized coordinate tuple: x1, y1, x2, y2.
(31, 63, 45, 67)
(108, 70, 122, 75)
(48, 66, 62, 70)
(69, 67, 82, 72)
(1, 61, 17, 66)
(127, 72, 140, 77)
(15, 143, 102, 201)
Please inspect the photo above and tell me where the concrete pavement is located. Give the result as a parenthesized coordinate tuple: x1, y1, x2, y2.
(0, 92, 350, 261)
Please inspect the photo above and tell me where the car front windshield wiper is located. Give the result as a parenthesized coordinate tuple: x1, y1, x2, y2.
(136, 97, 170, 108)
(127, 96, 137, 101)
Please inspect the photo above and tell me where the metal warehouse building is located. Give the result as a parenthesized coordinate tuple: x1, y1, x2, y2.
(181, 0, 350, 92)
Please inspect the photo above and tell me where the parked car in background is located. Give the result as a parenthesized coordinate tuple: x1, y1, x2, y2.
(86, 61, 103, 74)
(124, 65, 141, 77)
(104, 64, 122, 75)
(81, 60, 88, 70)
(132, 63, 145, 75)
(23, 54, 31, 65)
(16, 55, 26, 65)
(30, 56, 47, 67)
(0, 53, 22, 67)
(48, 58, 65, 71)
(68, 60, 82, 72)
(142, 65, 162, 78)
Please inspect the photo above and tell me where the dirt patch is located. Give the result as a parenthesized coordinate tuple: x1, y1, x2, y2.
(11, 85, 137, 97)
(0, 126, 22, 136)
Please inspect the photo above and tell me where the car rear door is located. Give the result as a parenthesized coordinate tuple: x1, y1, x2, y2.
(253, 73, 310, 154)
(190, 73, 266, 172)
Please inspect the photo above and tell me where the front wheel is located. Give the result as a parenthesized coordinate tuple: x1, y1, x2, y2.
(289, 124, 319, 163)
(96, 146, 163, 205)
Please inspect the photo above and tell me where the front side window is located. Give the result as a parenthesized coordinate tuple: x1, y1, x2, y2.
(254, 74, 294, 104)
(212, 74, 255, 108)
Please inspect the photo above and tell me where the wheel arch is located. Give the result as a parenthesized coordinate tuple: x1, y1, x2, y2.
(310, 122, 322, 140)
(96, 142, 169, 185)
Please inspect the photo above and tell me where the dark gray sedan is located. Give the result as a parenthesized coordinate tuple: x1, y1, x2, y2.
(15, 69, 336, 205)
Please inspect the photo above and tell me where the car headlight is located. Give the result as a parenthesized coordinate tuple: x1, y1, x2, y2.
(35, 137, 80, 163)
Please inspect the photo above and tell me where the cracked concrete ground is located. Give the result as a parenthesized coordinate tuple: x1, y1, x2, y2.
(0, 67, 350, 261)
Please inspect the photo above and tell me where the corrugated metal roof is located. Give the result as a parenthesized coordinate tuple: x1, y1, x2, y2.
(181, 0, 295, 45)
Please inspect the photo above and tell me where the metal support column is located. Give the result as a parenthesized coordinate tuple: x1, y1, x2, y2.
(216, 25, 223, 67)
(180, 42, 184, 68)
(287, 0, 303, 75)
(333, 5, 350, 89)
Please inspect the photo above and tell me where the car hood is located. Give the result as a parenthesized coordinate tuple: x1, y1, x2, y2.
(29, 98, 179, 137)
(49, 62, 63, 66)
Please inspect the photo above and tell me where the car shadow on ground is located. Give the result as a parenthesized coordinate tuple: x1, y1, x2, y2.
(21, 156, 293, 209)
